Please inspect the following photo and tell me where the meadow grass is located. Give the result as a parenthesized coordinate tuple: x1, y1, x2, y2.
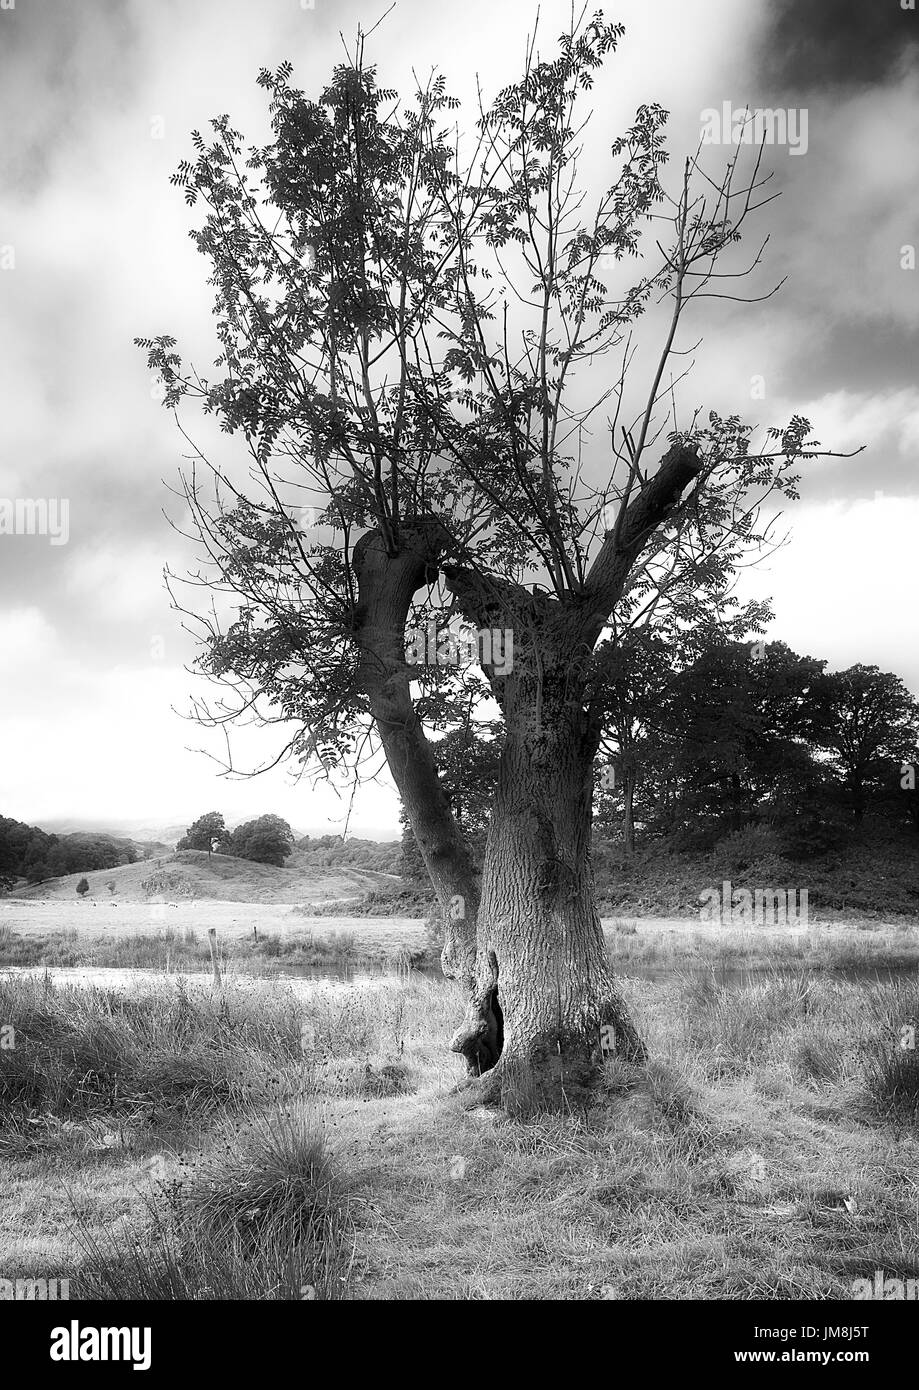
(3, 914, 918, 980)
(74, 1102, 354, 1300)
(0, 924, 427, 972)
(2, 967, 919, 1299)
(605, 917, 919, 971)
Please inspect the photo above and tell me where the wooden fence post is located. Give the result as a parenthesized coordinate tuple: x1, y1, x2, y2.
(208, 927, 222, 988)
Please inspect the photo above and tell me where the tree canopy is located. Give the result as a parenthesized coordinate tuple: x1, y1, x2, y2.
(228, 814, 296, 867)
(141, 15, 830, 793)
(177, 811, 230, 854)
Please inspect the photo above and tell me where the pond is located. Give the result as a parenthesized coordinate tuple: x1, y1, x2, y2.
(273, 958, 919, 989)
(4, 958, 916, 994)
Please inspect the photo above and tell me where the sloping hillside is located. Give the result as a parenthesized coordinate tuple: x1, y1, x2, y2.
(9, 849, 399, 906)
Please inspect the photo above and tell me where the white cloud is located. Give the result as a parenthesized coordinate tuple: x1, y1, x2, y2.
(800, 388, 919, 459)
(736, 495, 919, 693)
(65, 544, 167, 625)
(3, 635, 400, 832)
(0, 606, 58, 666)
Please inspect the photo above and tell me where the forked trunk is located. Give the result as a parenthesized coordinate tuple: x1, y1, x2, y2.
(353, 527, 649, 1101)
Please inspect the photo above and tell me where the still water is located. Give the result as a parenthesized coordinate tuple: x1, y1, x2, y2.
(272, 959, 919, 989)
(2, 959, 917, 992)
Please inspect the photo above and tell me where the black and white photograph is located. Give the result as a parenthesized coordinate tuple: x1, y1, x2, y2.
(1, 0, 918, 1354)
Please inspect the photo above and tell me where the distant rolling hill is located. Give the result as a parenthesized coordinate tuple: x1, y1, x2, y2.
(10, 849, 400, 907)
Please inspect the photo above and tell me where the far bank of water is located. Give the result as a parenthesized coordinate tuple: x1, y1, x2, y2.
(2, 957, 918, 994)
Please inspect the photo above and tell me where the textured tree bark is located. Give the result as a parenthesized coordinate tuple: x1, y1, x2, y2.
(351, 526, 478, 963)
(445, 604, 646, 1100)
(433, 564, 647, 1095)
(351, 527, 501, 1073)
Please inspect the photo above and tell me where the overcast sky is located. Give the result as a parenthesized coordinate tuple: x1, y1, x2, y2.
(1, 0, 917, 837)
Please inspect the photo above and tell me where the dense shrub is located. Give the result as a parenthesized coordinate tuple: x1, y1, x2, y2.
(141, 868, 199, 900)
(312, 884, 435, 917)
(709, 824, 785, 875)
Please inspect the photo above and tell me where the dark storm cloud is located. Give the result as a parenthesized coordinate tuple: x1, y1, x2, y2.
(715, 2, 919, 507)
(759, 0, 919, 91)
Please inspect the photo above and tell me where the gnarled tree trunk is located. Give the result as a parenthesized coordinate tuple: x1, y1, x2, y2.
(445, 591, 645, 1100)
(351, 442, 703, 1103)
(351, 526, 498, 1071)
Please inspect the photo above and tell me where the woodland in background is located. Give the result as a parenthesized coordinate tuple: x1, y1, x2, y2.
(595, 638, 919, 854)
(399, 635, 919, 918)
(0, 822, 141, 890)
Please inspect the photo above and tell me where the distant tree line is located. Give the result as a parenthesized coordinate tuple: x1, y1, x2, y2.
(297, 835, 401, 872)
(399, 639, 919, 872)
(178, 814, 409, 871)
(0, 817, 139, 890)
(595, 638, 919, 859)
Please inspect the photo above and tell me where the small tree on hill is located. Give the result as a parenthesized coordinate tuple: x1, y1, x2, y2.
(76, 878, 90, 898)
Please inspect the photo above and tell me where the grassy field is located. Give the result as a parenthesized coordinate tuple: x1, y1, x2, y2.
(2, 963, 919, 1300)
(3, 865, 918, 1301)
(0, 900, 428, 957)
(2, 902, 918, 975)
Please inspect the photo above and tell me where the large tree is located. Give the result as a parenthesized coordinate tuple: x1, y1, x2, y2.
(642, 639, 827, 844)
(229, 814, 296, 867)
(140, 15, 850, 1100)
(177, 810, 230, 856)
(806, 665, 919, 826)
